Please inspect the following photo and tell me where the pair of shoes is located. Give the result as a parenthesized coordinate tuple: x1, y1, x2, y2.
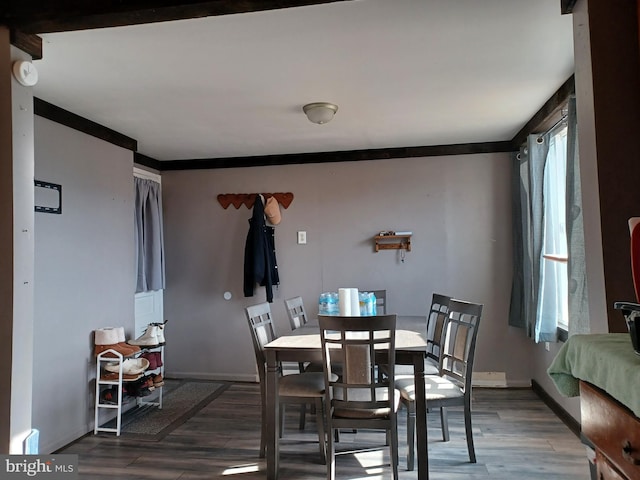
(140, 375, 156, 391)
(128, 320, 167, 348)
(149, 320, 167, 346)
(123, 376, 155, 397)
(104, 357, 150, 375)
(100, 387, 119, 405)
(94, 327, 141, 358)
(140, 351, 163, 370)
(100, 371, 142, 382)
(150, 374, 164, 387)
(99, 387, 131, 405)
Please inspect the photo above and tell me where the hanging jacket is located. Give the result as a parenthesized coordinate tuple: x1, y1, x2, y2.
(244, 194, 280, 302)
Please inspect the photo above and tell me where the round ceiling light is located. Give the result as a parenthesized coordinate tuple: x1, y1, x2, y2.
(302, 102, 338, 124)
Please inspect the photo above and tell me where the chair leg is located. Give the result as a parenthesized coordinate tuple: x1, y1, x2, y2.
(314, 398, 326, 464)
(260, 414, 266, 458)
(464, 400, 476, 463)
(259, 384, 266, 458)
(406, 401, 416, 471)
(326, 424, 336, 480)
(299, 404, 307, 430)
(440, 406, 450, 442)
(279, 404, 285, 438)
(390, 415, 399, 480)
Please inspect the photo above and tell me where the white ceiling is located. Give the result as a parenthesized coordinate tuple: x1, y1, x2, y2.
(31, 0, 575, 162)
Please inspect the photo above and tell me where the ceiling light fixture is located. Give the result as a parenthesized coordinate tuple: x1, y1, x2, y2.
(303, 102, 338, 124)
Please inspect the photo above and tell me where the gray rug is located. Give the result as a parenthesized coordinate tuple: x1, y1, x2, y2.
(106, 379, 228, 440)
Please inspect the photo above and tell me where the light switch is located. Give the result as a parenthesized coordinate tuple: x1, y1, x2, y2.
(297, 231, 307, 244)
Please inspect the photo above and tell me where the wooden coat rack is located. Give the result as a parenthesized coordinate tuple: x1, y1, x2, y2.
(217, 192, 294, 209)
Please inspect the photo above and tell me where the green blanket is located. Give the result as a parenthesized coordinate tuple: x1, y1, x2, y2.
(547, 333, 640, 417)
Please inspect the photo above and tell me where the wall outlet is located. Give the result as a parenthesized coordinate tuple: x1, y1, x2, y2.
(544, 342, 550, 351)
(297, 231, 307, 244)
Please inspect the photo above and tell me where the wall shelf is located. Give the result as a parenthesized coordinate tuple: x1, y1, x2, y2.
(374, 234, 412, 252)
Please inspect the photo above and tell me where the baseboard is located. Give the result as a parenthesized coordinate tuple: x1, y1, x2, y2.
(47, 426, 92, 455)
(472, 371, 508, 387)
(166, 371, 258, 383)
(531, 378, 581, 438)
(504, 379, 533, 388)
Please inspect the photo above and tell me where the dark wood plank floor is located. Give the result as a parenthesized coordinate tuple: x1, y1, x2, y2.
(59, 382, 591, 479)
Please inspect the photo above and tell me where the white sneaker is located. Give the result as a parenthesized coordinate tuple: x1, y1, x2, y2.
(151, 320, 167, 346)
(127, 325, 159, 347)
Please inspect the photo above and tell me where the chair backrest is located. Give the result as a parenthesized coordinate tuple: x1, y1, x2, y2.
(245, 302, 278, 383)
(425, 293, 452, 363)
(318, 314, 396, 414)
(367, 289, 387, 314)
(284, 296, 309, 330)
(439, 299, 483, 392)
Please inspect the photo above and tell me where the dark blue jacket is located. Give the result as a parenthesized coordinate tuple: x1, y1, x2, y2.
(244, 195, 279, 302)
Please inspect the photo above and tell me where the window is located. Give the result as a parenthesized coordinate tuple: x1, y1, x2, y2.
(537, 124, 569, 338)
(510, 96, 584, 341)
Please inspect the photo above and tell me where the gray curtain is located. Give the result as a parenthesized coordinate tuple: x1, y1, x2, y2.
(135, 177, 165, 293)
(509, 149, 526, 330)
(509, 135, 549, 338)
(565, 96, 589, 335)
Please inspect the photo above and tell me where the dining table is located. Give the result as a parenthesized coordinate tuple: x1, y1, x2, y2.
(264, 315, 430, 479)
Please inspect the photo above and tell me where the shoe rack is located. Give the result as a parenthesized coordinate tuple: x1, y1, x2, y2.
(93, 346, 164, 436)
(94, 349, 126, 436)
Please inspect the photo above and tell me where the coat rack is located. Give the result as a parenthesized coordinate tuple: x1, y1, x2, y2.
(217, 192, 294, 209)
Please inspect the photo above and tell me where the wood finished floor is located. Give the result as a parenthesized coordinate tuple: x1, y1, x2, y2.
(59, 382, 591, 479)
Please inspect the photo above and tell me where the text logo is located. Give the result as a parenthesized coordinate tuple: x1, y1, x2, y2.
(0, 455, 78, 479)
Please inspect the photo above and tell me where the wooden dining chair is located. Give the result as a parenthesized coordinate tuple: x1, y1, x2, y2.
(284, 296, 309, 331)
(424, 293, 452, 372)
(245, 302, 327, 462)
(284, 295, 313, 372)
(283, 295, 325, 429)
(318, 314, 399, 480)
(396, 299, 483, 469)
(391, 292, 451, 378)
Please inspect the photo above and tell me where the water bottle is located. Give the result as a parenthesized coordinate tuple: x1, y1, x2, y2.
(371, 292, 377, 315)
(328, 292, 339, 315)
(359, 292, 367, 316)
(318, 293, 328, 315)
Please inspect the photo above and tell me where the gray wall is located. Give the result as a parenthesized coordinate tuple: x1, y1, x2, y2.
(28, 117, 593, 452)
(33, 116, 135, 453)
(162, 153, 537, 385)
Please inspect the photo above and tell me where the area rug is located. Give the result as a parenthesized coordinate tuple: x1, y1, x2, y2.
(105, 379, 228, 440)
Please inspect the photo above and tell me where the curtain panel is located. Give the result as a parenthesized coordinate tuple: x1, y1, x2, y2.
(509, 96, 586, 341)
(565, 96, 590, 335)
(509, 135, 549, 339)
(135, 177, 165, 293)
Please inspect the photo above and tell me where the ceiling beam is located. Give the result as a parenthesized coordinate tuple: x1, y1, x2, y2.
(1, 1, 355, 34)
(9, 30, 42, 59)
(34, 97, 137, 151)
(158, 141, 515, 170)
(511, 75, 574, 147)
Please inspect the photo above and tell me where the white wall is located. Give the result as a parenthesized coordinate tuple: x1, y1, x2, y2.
(33, 116, 135, 453)
(1, 40, 37, 454)
(162, 153, 537, 385)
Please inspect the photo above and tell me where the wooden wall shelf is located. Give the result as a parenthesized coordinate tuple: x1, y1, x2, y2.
(374, 234, 412, 252)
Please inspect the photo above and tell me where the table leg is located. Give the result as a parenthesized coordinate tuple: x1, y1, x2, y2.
(414, 354, 428, 479)
(265, 350, 280, 480)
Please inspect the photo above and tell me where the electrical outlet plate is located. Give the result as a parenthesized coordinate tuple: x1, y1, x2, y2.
(297, 231, 307, 244)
